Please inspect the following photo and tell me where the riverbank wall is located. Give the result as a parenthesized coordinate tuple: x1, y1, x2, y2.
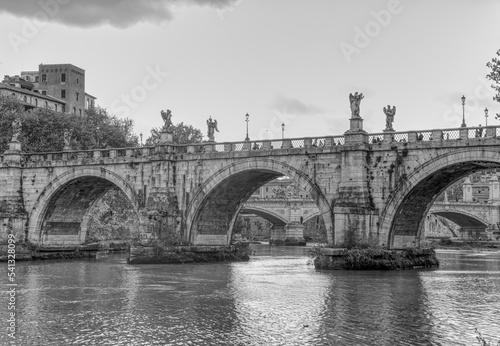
(128, 242, 251, 264)
(313, 248, 439, 270)
(0, 242, 128, 261)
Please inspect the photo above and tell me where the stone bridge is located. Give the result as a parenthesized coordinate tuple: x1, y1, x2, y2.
(241, 197, 320, 240)
(428, 201, 500, 237)
(2, 115, 500, 249)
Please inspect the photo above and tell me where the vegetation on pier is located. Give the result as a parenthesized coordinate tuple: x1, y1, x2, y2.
(311, 220, 439, 270)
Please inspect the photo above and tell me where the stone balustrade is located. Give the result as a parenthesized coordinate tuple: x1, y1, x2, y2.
(8, 125, 500, 165)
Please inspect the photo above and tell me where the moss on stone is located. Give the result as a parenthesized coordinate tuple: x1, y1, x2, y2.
(313, 248, 439, 270)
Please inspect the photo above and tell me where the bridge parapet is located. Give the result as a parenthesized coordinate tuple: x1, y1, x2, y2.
(368, 125, 499, 144)
(8, 125, 500, 166)
(14, 135, 346, 166)
(176, 135, 346, 154)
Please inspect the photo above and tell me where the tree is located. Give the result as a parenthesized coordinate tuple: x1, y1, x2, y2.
(0, 95, 139, 152)
(73, 106, 139, 150)
(145, 122, 204, 145)
(0, 95, 26, 152)
(486, 49, 500, 116)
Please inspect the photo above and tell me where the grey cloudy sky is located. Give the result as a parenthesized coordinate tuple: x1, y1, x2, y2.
(1, 0, 499, 142)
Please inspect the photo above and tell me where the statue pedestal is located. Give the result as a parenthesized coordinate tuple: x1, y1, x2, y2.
(5, 141, 22, 153)
(344, 117, 368, 144)
(159, 131, 173, 144)
(3, 140, 22, 164)
(348, 117, 364, 132)
(383, 129, 395, 143)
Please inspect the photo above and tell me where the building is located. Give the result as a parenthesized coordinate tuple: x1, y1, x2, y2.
(1, 63, 96, 115)
(84, 92, 97, 110)
(1, 75, 65, 113)
(34, 64, 87, 115)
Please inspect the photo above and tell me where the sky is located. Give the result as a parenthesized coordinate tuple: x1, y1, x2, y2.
(1, 0, 500, 143)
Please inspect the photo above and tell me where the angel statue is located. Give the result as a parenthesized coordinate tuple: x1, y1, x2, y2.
(11, 119, 22, 142)
(383, 105, 396, 131)
(161, 109, 173, 130)
(207, 116, 219, 141)
(349, 92, 364, 118)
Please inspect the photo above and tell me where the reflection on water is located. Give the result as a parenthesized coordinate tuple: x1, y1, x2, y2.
(1, 246, 499, 345)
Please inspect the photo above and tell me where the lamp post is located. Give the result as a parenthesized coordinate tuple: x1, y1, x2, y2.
(140, 132, 143, 146)
(485, 108, 489, 126)
(461, 95, 466, 127)
(245, 113, 250, 141)
(281, 122, 285, 139)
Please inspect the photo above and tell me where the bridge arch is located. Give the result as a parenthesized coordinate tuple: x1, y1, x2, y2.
(27, 167, 144, 244)
(303, 210, 321, 224)
(239, 206, 288, 226)
(429, 209, 488, 228)
(186, 158, 333, 244)
(428, 209, 488, 239)
(379, 148, 500, 248)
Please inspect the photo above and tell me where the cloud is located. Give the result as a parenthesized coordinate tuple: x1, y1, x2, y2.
(0, 0, 239, 28)
(270, 95, 326, 116)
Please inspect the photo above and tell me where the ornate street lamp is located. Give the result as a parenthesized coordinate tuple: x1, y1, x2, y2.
(461, 95, 466, 127)
(485, 108, 489, 126)
(281, 122, 285, 139)
(245, 113, 250, 141)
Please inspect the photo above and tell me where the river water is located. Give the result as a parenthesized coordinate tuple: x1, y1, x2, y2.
(1, 245, 500, 346)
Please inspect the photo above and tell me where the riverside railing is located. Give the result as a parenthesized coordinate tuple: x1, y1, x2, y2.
(15, 125, 500, 163)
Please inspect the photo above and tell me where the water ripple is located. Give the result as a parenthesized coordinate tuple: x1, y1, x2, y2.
(1, 247, 499, 345)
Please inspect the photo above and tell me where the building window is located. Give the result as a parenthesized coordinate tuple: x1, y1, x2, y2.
(77, 78, 79, 85)
(73, 107, 76, 114)
(45, 101, 48, 108)
(79, 109, 82, 115)
(23, 96, 27, 102)
(76, 92, 79, 101)
(61, 73, 66, 82)
(61, 90, 66, 99)
(35, 76, 39, 82)
(25, 76, 30, 82)
(41, 74, 47, 82)
(42, 91, 47, 95)
(55, 105, 57, 112)
(35, 99, 38, 106)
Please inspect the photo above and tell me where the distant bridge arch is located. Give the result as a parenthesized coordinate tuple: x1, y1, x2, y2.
(239, 206, 288, 226)
(430, 209, 488, 228)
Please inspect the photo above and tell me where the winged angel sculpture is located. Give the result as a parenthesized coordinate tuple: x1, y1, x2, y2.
(349, 92, 364, 118)
(207, 116, 219, 141)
